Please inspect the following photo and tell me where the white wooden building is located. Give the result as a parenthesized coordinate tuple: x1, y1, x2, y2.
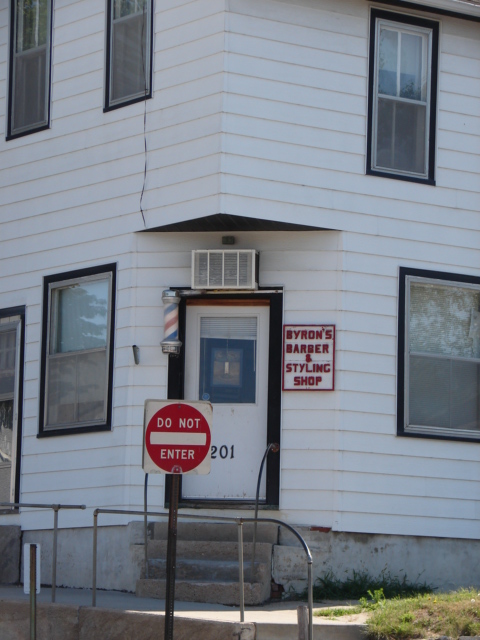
(0, 0, 479, 592)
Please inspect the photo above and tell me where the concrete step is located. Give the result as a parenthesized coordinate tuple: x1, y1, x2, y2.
(146, 557, 269, 582)
(150, 521, 279, 544)
(136, 578, 271, 605)
(147, 540, 273, 564)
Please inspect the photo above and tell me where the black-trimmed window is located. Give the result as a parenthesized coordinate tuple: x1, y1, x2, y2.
(105, 0, 153, 110)
(367, 10, 438, 184)
(39, 264, 116, 437)
(0, 307, 25, 506)
(398, 268, 480, 442)
(8, 0, 53, 139)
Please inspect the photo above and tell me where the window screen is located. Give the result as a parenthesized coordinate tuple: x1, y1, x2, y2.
(402, 272, 480, 439)
(106, 0, 152, 109)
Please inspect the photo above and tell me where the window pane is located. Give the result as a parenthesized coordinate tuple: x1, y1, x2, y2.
(111, 12, 148, 103)
(408, 279, 480, 435)
(77, 351, 107, 422)
(409, 356, 480, 431)
(46, 351, 107, 426)
(16, 0, 49, 52)
(0, 330, 17, 396)
(378, 28, 398, 97)
(114, 0, 147, 19)
(376, 99, 426, 174)
(394, 101, 426, 174)
(0, 400, 13, 503)
(410, 282, 480, 359)
(13, 48, 46, 132)
(451, 360, 480, 430)
(198, 317, 257, 404)
(11, 0, 50, 136)
(400, 32, 425, 101)
(409, 355, 450, 428)
(46, 354, 76, 426)
(52, 279, 109, 354)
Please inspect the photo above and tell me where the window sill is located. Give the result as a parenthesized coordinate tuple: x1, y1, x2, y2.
(104, 93, 151, 113)
(398, 428, 480, 443)
(367, 168, 435, 186)
(6, 123, 50, 142)
(38, 424, 111, 438)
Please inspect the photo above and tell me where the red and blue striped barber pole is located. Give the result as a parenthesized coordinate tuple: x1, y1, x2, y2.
(161, 290, 182, 354)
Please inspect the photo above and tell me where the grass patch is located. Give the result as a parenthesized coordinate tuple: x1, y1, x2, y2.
(367, 588, 480, 640)
(314, 587, 480, 640)
(307, 569, 432, 601)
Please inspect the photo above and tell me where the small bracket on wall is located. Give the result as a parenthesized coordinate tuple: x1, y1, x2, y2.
(132, 345, 140, 365)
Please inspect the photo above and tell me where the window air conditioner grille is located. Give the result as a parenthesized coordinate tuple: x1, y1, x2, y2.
(192, 250, 259, 290)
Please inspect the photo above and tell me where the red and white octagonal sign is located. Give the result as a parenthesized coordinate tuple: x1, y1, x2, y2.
(143, 400, 212, 475)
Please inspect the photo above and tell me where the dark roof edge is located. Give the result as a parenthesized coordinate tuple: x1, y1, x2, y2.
(375, 0, 480, 22)
(142, 213, 330, 233)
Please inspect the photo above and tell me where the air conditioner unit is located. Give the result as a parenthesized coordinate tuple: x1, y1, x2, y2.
(192, 250, 259, 290)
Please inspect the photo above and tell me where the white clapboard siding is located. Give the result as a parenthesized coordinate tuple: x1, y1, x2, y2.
(1, 0, 480, 541)
(0, 0, 227, 528)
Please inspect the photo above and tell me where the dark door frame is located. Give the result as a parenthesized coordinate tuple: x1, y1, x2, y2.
(165, 289, 282, 509)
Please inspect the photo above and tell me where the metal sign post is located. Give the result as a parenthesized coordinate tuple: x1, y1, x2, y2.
(30, 544, 37, 640)
(165, 473, 180, 640)
(143, 400, 212, 640)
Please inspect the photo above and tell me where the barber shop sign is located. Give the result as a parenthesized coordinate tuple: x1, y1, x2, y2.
(283, 325, 335, 391)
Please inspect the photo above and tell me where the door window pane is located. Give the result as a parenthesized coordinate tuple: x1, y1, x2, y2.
(198, 317, 257, 404)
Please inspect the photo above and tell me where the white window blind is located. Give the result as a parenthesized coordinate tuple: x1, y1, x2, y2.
(200, 317, 258, 341)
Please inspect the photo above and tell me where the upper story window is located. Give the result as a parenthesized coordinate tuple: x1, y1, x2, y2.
(39, 265, 116, 437)
(105, 0, 153, 110)
(398, 268, 480, 442)
(367, 10, 439, 184)
(8, 0, 53, 139)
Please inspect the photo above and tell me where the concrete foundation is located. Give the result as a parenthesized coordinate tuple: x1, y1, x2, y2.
(22, 522, 145, 592)
(273, 529, 480, 593)
(14, 522, 480, 597)
(0, 526, 21, 584)
(0, 600, 256, 640)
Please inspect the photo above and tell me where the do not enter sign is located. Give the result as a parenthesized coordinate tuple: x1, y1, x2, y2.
(143, 400, 212, 475)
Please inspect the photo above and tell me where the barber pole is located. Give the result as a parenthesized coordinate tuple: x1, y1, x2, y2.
(161, 290, 182, 354)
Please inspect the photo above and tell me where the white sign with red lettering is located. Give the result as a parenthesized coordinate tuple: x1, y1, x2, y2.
(143, 400, 212, 474)
(283, 325, 335, 391)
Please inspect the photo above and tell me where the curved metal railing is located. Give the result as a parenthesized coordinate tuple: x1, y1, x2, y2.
(92, 508, 313, 640)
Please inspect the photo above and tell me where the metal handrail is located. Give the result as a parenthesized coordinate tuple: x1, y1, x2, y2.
(0, 502, 86, 603)
(92, 508, 314, 640)
(251, 443, 279, 579)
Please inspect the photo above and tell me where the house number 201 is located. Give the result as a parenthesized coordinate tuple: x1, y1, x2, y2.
(211, 445, 234, 459)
